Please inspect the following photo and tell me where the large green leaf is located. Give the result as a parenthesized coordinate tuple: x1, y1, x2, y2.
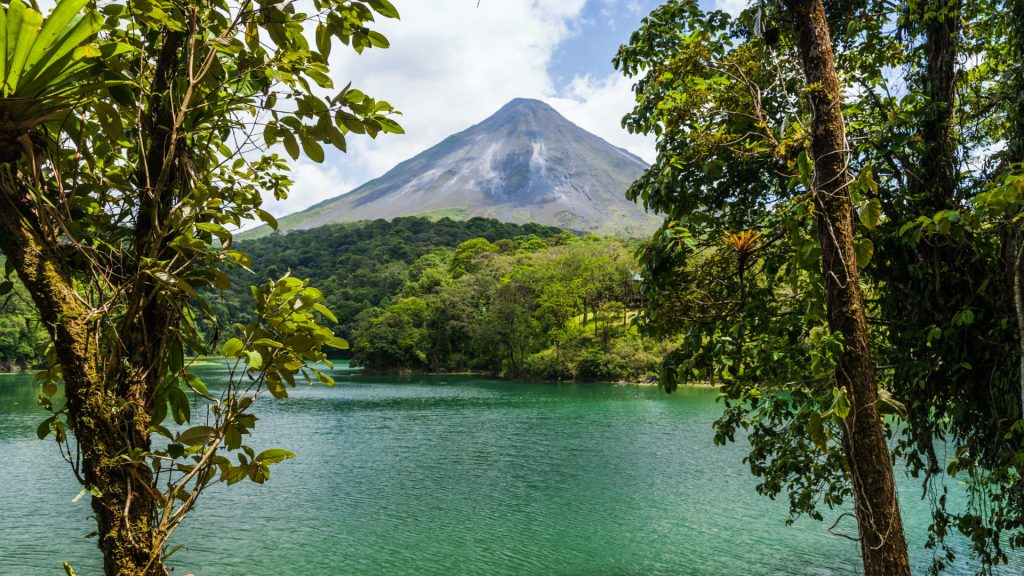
(6, 4, 42, 93)
(5, 0, 26, 72)
(19, 10, 103, 95)
(23, 0, 89, 75)
(0, 7, 8, 83)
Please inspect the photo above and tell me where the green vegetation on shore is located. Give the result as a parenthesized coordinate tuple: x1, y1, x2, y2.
(4, 218, 668, 382)
(0, 257, 45, 372)
(223, 217, 670, 382)
(350, 233, 670, 381)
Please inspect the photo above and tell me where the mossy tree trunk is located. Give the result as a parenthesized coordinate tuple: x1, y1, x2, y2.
(783, 0, 912, 574)
(0, 183, 165, 575)
(1010, 0, 1024, 417)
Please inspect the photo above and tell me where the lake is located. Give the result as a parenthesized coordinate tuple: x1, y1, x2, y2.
(0, 364, 1015, 575)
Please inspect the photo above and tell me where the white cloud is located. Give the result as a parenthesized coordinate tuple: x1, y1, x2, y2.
(549, 73, 654, 163)
(278, 162, 362, 217)
(715, 0, 747, 16)
(257, 0, 656, 222)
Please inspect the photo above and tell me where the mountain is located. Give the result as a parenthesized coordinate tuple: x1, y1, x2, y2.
(247, 98, 660, 238)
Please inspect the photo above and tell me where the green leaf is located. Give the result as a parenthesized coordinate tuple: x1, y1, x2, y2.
(366, 30, 390, 48)
(152, 271, 197, 297)
(315, 23, 331, 59)
(244, 350, 264, 370)
(796, 150, 812, 188)
(36, 416, 53, 439)
(168, 385, 191, 425)
(178, 425, 217, 446)
(300, 134, 324, 163)
(28, 0, 93, 78)
(185, 372, 208, 395)
(7, 6, 43, 92)
(71, 44, 100, 59)
(366, 0, 400, 19)
(807, 412, 827, 451)
(166, 443, 185, 459)
(314, 303, 338, 323)
(832, 387, 851, 419)
(376, 116, 404, 134)
(306, 68, 334, 89)
(876, 388, 907, 419)
(282, 131, 299, 160)
(859, 198, 881, 230)
(0, 8, 7, 86)
(19, 9, 102, 96)
(5, 1, 26, 77)
(222, 338, 244, 357)
(196, 222, 231, 243)
(151, 394, 168, 428)
(855, 238, 874, 269)
(255, 209, 278, 230)
(255, 448, 295, 465)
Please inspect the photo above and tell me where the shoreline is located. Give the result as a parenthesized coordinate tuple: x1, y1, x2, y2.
(353, 367, 718, 389)
(2, 361, 719, 390)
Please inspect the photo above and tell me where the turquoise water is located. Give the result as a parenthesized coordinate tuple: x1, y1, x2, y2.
(0, 365, 1014, 575)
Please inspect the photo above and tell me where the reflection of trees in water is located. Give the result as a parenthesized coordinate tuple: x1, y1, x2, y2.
(0, 375, 46, 418)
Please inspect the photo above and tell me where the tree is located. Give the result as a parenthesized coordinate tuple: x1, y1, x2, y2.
(615, 1, 912, 573)
(0, 0, 401, 573)
(618, 0, 1024, 571)
(450, 237, 499, 278)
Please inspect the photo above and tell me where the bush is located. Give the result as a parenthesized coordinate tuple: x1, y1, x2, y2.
(523, 348, 573, 380)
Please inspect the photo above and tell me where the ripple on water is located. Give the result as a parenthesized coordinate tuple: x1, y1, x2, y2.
(0, 371, 1017, 575)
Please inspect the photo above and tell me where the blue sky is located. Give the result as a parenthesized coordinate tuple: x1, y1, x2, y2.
(548, 0, 664, 86)
(261, 0, 745, 221)
(550, 0, 739, 81)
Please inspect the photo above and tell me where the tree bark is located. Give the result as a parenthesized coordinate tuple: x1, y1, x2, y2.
(916, 0, 960, 211)
(0, 183, 165, 575)
(1015, 243, 1024, 416)
(1011, 0, 1024, 418)
(783, 0, 912, 574)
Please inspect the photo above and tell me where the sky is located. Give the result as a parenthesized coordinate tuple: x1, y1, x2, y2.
(266, 0, 745, 220)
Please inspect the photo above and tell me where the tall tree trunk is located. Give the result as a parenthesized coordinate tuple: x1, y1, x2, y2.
(0, 183, 164, 575)
(917, 0, 960, 211)
(875, 0, 963, 479)
(1015, 243, 1024, 416)
(1011, 0, 1024, 418)
(784, 1, 912, 574)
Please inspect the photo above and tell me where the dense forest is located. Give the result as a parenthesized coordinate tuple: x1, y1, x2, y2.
(230, 217, 665, 381)
(350, 232, 668, 381)
(226, 217, 567, 339)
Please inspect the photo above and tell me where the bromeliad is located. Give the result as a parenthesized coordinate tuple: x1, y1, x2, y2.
(0, 0, 103, 162)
